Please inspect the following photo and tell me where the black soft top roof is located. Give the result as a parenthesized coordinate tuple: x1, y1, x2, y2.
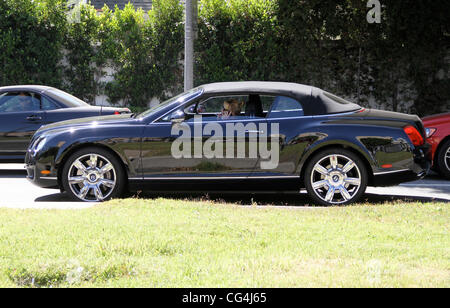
(199, 81, 361, 115)
(201, 81, 314, 96)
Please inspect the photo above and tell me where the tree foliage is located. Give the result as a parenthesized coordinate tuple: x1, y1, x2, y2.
(0, 0, 66, 87)
(64, 4, 101, 102)
(0, 0, 448, 115)
(65, 0, 184, 107)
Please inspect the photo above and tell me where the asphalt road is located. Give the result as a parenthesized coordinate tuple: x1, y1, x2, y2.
(0, 164, 448, 209)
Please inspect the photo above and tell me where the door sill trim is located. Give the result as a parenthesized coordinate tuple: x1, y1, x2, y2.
(130, 175, 300, 181)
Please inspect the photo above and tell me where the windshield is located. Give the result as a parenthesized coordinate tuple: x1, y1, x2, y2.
(136, 87, 203, 119)
(44, 88, 90, 108)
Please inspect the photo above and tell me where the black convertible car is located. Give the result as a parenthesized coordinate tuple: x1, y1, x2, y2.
(0, 85, 130, 162)
(25, 82, 431, 206)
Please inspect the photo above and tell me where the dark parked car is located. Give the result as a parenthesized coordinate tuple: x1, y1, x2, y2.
(0, 85, 130, 163)
(422, 112, 450, 179)
(25, 82, 431, 206)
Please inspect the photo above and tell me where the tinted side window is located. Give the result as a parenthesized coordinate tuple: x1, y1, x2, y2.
(268, 96, 304, 118)
(198, 96, 247, 118)
(0, 92, 40, 112)
(161, 95, 250, 122)
(260, 95, 276, 112)
(41, 96, 59, 110)
(160, 94, 302, 122)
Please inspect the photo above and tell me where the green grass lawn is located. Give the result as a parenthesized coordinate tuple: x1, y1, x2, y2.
(0, 198, 448, 288)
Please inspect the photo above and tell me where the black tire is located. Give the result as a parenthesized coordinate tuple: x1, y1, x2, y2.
(436, 139, 450, 180)
(304, 148, 368, 206)
(61, 147, 126, 202)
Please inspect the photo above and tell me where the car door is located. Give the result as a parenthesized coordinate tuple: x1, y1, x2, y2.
(0, 91, 45, 161)
(250, 95, 311, 177)
(140, 94, 266, 179)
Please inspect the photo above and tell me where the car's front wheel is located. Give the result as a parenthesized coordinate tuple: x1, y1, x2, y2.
(305, 149, 368, 206)
(436, 139, 450, 180)
(62, 147, 126, 202)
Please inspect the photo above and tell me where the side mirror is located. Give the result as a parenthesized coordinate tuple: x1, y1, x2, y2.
(171, 117, 185, 124)
(185, 105, 197, 115)
(170, 110, 186, 124)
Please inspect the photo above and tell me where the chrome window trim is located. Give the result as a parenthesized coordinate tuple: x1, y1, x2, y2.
(270, 109, 303, 113)
(149, 115, 313, 126)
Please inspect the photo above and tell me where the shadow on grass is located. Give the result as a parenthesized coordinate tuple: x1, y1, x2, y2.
(33, 191, 449, 206)
(131, 191, 449, 207)
(32, 188, 450, 206)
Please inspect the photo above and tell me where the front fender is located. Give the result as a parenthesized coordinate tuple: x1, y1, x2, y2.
(32, 126, 143, 179)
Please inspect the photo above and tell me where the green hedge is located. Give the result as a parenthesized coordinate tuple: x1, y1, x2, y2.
(67, 0, 184, 107)
(196, 0, 281, 84)
(0, 0, 448, 115)
(0, 0, 66, 87)
(64, 3, 101, 103)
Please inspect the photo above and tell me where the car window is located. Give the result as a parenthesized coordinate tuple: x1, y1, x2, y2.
(197, 95, 248, 118)
(161, 94, 304, 122)
(41, 96, 59, 111)
(160, 95, 247, 122)
(260, 95, 276, 112)
(0, 92, 40, 112)
(268, 96, 304, 118)
(168, 94, 272, 122)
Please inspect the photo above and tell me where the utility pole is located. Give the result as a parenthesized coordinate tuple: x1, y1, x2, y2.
(357, 47, 362, 104)
(184, 0, 197, 91)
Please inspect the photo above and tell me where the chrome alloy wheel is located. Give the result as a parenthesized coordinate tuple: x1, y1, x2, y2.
(67, 154, 116, 202)
(310, 154, 362, 205)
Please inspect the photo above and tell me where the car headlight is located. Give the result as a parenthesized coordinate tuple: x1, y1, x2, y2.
(31, 137, 47, 156)
(425, 127, 437, 138)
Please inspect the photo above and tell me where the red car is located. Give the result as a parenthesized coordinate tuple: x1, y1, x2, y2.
(422, 112, 450, 179)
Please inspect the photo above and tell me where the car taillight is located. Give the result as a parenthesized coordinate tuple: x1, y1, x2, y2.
(403, 125, 424, 146)
(114, 111, 120, 115)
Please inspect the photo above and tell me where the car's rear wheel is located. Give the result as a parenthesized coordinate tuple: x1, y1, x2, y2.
(62, 147, 125, 202)
(305, 148, 368, 206)
(436, 139, 450, 180)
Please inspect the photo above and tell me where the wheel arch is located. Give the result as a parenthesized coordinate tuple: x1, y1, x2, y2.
(299, 143, 375, 187)
(56, 142, 129, 191)
(434, 135, 450, 166)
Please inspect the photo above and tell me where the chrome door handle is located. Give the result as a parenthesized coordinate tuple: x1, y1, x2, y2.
(26, 115, 42, 121)
(245, 130, 264, 134)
